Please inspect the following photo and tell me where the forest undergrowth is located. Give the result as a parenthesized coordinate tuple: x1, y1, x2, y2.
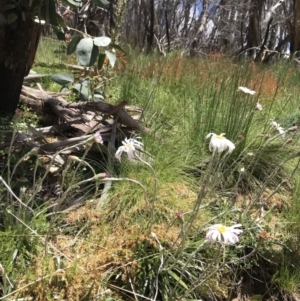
(2, 38, 300, 301)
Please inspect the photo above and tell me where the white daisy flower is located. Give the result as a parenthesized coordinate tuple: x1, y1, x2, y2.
(256, 102, 263, 111)
(206, 223, 243, 245)
(238, 86, 256, 95)
(206, 133, 235, 155)
(115, 137, 144, 161)
(271, 121, 285, 138)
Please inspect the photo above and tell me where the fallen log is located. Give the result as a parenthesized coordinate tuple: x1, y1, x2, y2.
(20, 86, 144, 132)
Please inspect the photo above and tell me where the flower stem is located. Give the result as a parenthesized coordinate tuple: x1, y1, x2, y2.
(135, 154, 157, 231)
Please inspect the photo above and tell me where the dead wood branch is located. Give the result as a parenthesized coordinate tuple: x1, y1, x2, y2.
(34, 62, 87, 71)
(20, 85, 145, 132)
(24, 74, 50, 82)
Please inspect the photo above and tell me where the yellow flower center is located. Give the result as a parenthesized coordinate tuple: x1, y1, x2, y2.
(125, 142, 131, 148)
(217, 225, 227, 233)
(216, 135, 225, 139)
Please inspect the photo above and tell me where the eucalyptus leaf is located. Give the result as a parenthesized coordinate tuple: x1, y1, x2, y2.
(66, 0, 82, 7)
(6, 13, 18, 24)
(41, 0, 57, 26)
(0, 14, 7, 25)
(105, 50, 116, 68)
(60, 86, 69, 93)
(67, 35, 82, 55)
(54, 28, 66, 41)
(93, 36, 111, 47)
(89, 45, 99, 66)
(56, 14, 67, 28)
(49, 0, 58, 26)
(76, 38, 99, 66)
(110, 43, 126, 54)
(94, 88, 105, 95)
(76, 37, 93, 66)
(94, 94, 104, 102)
(51, 73, 74, 86)
(73, 83, 89, 101)
(80, 79, 91, 87)
(97, 53, 106, 70)
(91, 0, 109, 9)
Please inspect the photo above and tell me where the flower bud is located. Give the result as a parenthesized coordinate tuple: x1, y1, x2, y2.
(68, 155, 81, 163)
(93, 131, 103, 144)
(94, 173, 108, 181)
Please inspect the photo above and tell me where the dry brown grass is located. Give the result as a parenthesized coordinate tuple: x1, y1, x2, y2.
(131, 54, 296, 105)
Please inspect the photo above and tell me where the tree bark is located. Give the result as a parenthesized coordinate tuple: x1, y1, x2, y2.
(0, 19, 42, 114)
(147, 0, 155, 52)
(291, 0, 300, 54)
(247, 0, 263, 57)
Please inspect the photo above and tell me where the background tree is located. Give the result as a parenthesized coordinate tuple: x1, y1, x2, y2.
(117, 0, 293, 59)
(1, 0, 300, 115)
(0, 0, 109, 115)
(0, 1, 43, 114)
(291, 0, 300, 54)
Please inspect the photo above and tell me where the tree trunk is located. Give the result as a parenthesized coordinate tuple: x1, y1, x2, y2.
(246, 0, 263, 58)
(0, 19, 42, 115)
(291, 0, 300, 54)
(147, 0, 155, 52)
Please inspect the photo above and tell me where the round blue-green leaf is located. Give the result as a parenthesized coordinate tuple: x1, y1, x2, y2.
(80, 79, 91, 87)
(67, 35, 82, 55)
(56, 14, 67, 28)
(41, 0, 57, 26)
(66, 0, 82, 7)
(94, 93, 105, 102)
(73, 83, 89, 101)
(93, 36, 111, 47)
(91, 0, 109, 9)
(97, 53, 106, 70)
(60, 86, 69, 93)
(76, 38, 99, 66)
(105, 50, 116, 68)
(90, 45, 99, 66)
(110, 43, 126, 54)
(54, 28, 66, 41)
(51, 73, 74, 86)
(48, 0, 58, 26)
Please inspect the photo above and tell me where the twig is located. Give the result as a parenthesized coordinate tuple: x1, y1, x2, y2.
(107, 283, 152, 301)
(129, 277, 139, 301)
